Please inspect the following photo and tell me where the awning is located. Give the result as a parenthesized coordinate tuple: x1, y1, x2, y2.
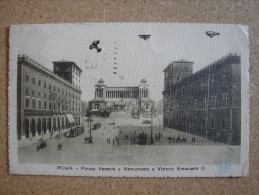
(69, 114, 75, 123)
(66, 114, 75, 124)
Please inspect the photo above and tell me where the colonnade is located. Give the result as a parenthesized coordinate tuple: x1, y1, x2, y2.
(103, 89, 149, 99)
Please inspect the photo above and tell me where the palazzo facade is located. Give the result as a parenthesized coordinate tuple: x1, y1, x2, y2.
(17, 55, 82, 141)
(163, 54, 241, 145)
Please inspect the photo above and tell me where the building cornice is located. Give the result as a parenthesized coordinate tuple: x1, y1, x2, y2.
(18, 55, 82, 94)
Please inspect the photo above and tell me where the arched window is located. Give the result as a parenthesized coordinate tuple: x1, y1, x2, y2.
(37, 118, 41, 135)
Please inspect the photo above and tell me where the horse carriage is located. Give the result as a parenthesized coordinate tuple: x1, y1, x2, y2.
(167, 136, 187, 144)
(37, 139, 47, 151)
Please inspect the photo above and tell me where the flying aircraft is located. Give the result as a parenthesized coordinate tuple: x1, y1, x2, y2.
(89, 40, 102, 52)
(206, 31, 220, 38)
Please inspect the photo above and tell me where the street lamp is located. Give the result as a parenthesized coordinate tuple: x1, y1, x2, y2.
(88, 111, 93, 143)
(150, 105, 154, 144)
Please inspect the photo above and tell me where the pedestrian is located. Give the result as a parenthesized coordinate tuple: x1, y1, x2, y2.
(194, 137, 196, 143)
(113, 138, 115, 145)
(116, 137, 119, 145)
(56, 134, 58, 139)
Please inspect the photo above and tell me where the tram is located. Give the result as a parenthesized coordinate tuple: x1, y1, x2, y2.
(66, 126, 84, 137)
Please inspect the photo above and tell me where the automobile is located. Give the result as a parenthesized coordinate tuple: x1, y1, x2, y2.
(92, 123, 101, 130)
(109, 122, 115, 125)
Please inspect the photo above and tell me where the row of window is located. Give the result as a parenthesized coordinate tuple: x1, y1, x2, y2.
(25, 89, 80, 105)
(25, 97, 81, 112)
(165, 74, 230, 93)
(165, 94, 228, 111)
(165, 67, 192, 77)
(168, 117, 226, 130)
(25, 75, 80, 99)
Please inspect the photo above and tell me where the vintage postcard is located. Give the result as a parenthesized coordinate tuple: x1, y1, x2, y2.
(9, 23, 249, 177)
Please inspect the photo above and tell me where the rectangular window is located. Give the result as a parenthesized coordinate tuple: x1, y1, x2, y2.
(38, 100, 41, 109)
(194, 117, 198, 126)
(38, 80, 41, 86)
(26, 88, 29, 95)
(221, 118, 226, 130)
(222, 93, 227, 107)
(193, 99, 197, 109)
(32, 99, 36, 109)
(202, 118, 206, 127)
(32, 77, 35, 84)
(49, 84, 51, 90)
(210, 96, 216, 108)
(26, 97, 30, 108)
(202, 98, 206, 109)
(49, 102, 52, 110)
(26, 75, 29, 82)
(44, 101, 47, 109)
(211, 118, 215, 129)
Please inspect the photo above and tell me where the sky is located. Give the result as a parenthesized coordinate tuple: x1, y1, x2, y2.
(10, 23, 248, 102)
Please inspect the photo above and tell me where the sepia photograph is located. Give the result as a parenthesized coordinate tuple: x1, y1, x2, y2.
(9, 23, 249, 177)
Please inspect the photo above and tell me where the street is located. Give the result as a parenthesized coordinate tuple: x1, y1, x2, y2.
(18, 112, 240, 166)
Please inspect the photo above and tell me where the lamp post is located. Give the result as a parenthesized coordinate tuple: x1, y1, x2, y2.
(150, 105, 154, 144)
(88, 111, 93, 143)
